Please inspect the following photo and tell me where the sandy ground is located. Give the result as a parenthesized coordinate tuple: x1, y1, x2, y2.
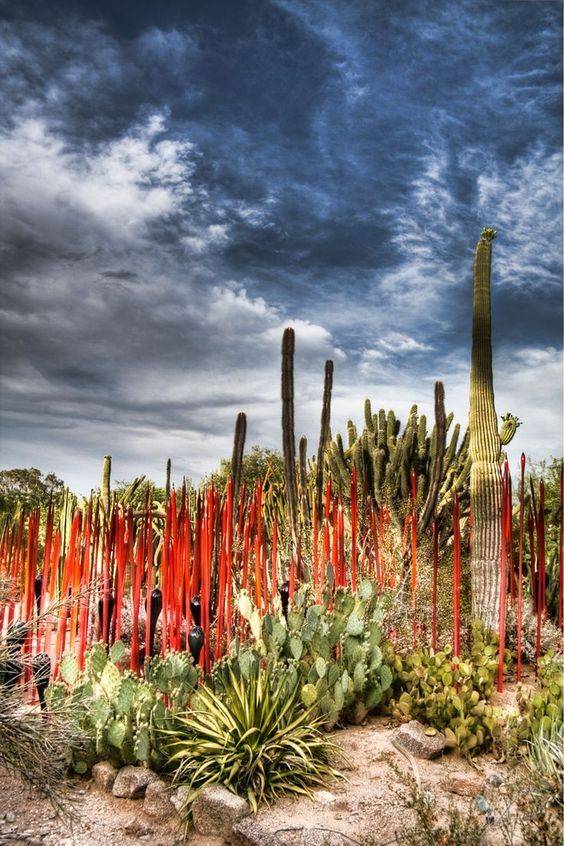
(0, 716, 512, 846)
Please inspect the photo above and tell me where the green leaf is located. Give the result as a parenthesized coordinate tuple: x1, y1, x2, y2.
(109, 640, 126, 664)
(100, 660, 122, 700)
(301, 684, 317, 707)
(290, 637, 303, 660)
(134, 725, 150, 763)
(315, 657, 327, 679)
(360, 579, 373, 601)
(379, 664, 393, 692)
(106, 719, 126, 748)
(59, 654, 79, 686)
(346, 613, 364, 637)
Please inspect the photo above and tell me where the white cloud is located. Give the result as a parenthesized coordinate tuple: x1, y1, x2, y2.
(0, 113, 196, 253)
(474, 144, 562, 289)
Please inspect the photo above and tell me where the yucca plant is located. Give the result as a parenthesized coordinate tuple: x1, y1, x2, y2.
(525, 724, 564, 807)
(164, 664, 343, 813)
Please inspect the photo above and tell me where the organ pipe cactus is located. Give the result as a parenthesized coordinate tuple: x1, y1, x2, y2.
(281, 328, 298, 537)
(470, 228, 519, 630)
(231, 411, 247, 513)
(323, 382, 471, 539)
(316, 360, 334, 526)
(165, 458, 171, 503)
(419, 381, 446, 534)
(101, 455, 111, 514)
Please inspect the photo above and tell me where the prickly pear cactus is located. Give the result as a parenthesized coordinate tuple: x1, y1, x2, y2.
(229, 581, 393, 729)
(46, 642, 199, 773)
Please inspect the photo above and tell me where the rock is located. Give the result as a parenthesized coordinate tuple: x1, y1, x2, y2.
(5, 813, 15, 824)
(311, 790, 337, 806)
(440, 776, 481, 797)
(124, 817, 153, 837)
(300, 831, 350, 846)
(92, 761, 118, 792)
(143, 779, 176, 819)
(392, 720, 445, 759)
(112, 766, 159, 799)
(170, 784, 190, 814)
(192, 785, 250, 839)
(231, 818, 278, 846)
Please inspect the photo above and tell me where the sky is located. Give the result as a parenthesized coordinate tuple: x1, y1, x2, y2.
(0, 0, 562, 494)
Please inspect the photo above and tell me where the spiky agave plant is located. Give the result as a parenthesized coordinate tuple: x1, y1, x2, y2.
(165, 664, 343, 813)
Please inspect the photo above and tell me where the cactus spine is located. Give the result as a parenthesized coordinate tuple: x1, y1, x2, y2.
(470, 228, 502, 630)
(316, 359, 333, 526)
(281, 328, 298, 537)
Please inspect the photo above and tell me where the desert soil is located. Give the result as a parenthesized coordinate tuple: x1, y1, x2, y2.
(0, 715, 511, 846)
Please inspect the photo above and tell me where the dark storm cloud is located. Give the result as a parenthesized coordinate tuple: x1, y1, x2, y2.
(0, 0, 562, 491)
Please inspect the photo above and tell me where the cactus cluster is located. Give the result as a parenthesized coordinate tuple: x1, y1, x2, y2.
(224, 581, 393, 730)
(322, 386, 470, 536)
(46, 641, 199, 773)
(385, 622, 511, 756)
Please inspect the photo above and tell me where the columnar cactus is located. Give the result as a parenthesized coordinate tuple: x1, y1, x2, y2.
(101, 455, 111, 514)
(316, 360, 334, 526)
(231, 411, 247, 512)
(469, 228, 519, 630)
(165, 458, 171, 503)
(281, 328, 298, 537)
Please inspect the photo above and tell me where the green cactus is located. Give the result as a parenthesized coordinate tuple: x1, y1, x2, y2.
(101, 455, 111, 514)
(470, 229, 520, 630)
(46, 644, 199, 773)
(230, 581, 392, 730)
(231, 411, 247, 516)
(385, 621, 511, 756)
(323, 381, 471, 544)
(281, 328, 298, 537)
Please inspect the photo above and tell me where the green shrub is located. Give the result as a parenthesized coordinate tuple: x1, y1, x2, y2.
(165, 663, 343, 813)
(46, 642, 199, 773)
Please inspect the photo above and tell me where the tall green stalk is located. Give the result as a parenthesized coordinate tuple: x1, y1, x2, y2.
(469, 228, 502, 630)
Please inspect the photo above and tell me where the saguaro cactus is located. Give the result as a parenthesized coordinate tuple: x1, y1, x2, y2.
(469, 228, 505, 630)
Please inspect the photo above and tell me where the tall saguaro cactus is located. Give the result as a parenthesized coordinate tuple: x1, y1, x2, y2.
(469, 228, 502, 630)
(281, 328, 298, 537)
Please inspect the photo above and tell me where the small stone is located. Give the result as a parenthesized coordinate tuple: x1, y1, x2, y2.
(92, 761, 118, 792)
(231, 818, 273, 846)
(170, 784, 190, 813)
(143, 779, 175, 819)
(392, 720, 446, 759)
(440, 776, 481, 797)
(301, 831, 349, 846)
(124, 817, 154, 837)
(112, 766, 159, 799)
(192, 785, 250, 839)
(312, 790, 338, 806)
(5, 813, 15, 824)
